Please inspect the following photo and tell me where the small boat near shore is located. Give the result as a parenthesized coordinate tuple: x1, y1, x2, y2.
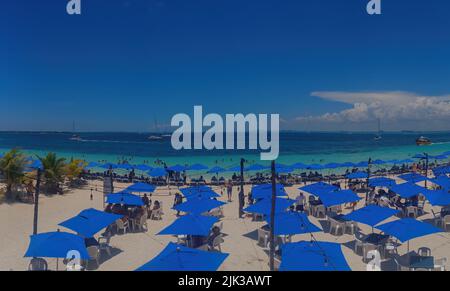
(416, 136, 432, 146)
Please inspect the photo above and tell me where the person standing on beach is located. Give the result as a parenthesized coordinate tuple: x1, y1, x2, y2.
(226, 181, 233, 202)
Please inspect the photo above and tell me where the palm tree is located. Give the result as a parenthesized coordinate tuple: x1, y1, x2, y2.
(39, 153, 66, 194)
(65, 159, 86, 187)
(0, 149, 26, 199)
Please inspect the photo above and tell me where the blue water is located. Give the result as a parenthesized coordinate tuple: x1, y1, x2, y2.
(0, 131, 449, 169)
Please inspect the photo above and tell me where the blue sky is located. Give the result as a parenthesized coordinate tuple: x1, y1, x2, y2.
(2, 0, 450, 131)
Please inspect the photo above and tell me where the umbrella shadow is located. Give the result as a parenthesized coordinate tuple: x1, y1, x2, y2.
(243, 229, 259, 241)
(85, 247, 123, 271)
(318, 220, 331, 233)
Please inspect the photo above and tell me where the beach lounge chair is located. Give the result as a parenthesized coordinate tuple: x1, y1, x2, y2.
(418, 247, 432, 257)
(28, 258, 48, 271)
(133, 215, 148, 232)
(392, 255, 410, 271)
(257, 228, 270, 248)
(434, 257, 447, 271)
(405, 206, 418, 218)
(442, 215, 450, 231)
(116, 219, 129, 234)
(98, 234, 112, 257)
(345, 221, 359, 235)
(209, 235, 224, 252)
(329, 219, 344, 236)
(86, 246, 100, 268)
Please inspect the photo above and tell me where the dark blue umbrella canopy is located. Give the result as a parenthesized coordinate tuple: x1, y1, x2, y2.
(342, 205, 400, 227)
(323, 163, 341, 169)
(433, 166, 450, 177)
(207, 166, 226, 174)
(265, 212, 322, 235)
(389, 182, 425, 198)
(180, 186, 220, 199)
(299, 182, 339, 196)
(125, 182, 156, 193)
(369, 177, 396, 187)
(136, 242, 228, 271)
(158, 214, 218, 236)
(117, 164, 133, 170)
(85, 162, 101, 169)
(280, 241, 351, 271)
(372, 159, 386, 165)
(245, 164, 269, 172)
(173, 198, 226, 215)
(431, 176, 450, 190)
(147, 167, 167, 177)
(307, 164, 324, 170)
(340, 162, 355, 168)
(318, 189, 361, 208)
(27, 159, 43, 170)
(227, 166, 242, 172)
(167, 164, 187, 172)
(422, 189, 450, 206)
(187, 163, 209, 171)
(346, 171, 368, 179)
(135, 164, 153, 171)
(24, 232, 90, 259)
(59, 208, 123, 238)
(251, 183, 288, 199)
(430, 154, 448, 160)
(106, 192, 144, 206)
(376, 218, 442, 243)
(398, 173, 428, 183)
(355, 161, 369, 167)
(413, 154, 427, 159)
(100, 163, 118, 169)
(244, 198, 296, 215)
(290, 162, 308, 169)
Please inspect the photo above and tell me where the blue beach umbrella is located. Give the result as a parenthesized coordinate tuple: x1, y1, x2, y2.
(187, 163, 209, 171)
(280, 241, 351, 271)
(147, 167, 167, 177)
(413, 154, 427, 159)
(307, 164, 324, 170)
(100, 163, 118, 169)
(389, 182, 425, 198)
(207, 166, 226, 174)
(433, 166, 450, 177)
(106, 192, 144, 206)
(59, 208, 123, 238)
(265, 212, 322, 235)
(346, 171, 368, 179)
(85, 162, 101, 169)
(135, 164, 153, 171)
(355, 161, 369, 168)
(24, 231, 90, 259)
(317, 189, 361, 208)
(369, 177, 396, 187)
(376, 218, 442, 243)
(372, 159, 386, 165)
(180, 186, 220, 199)
(299, 182, 339, 196)
(291, 162, 308, 169)
(430, 176, 450, 190)
(399, 159, 414, 164)
(117, 164, 133, 170)
(323, 163, 341, 169)
(244, 198, 296, 215)
(421, 189, 450, 206)
(158, 215, 218, 236)
(245, 164, 268, 172)
(430, 154, 448, 160)
(27, 159, 43, 170)
(136, 242, 228, 271)
(125, 182, 156, 193)
(167, 164, 187, 172)
(398, 173, 428, 183)
(173, 198, 226, 215)
(342, 205, 400, 227)
(251, 184, 288, 199)
(340, 162, 355, 168)
(227, 166, 242, 172)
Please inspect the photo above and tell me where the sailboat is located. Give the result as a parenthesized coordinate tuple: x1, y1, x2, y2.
(69, 121, 82, 141)
(374, 118, 382, 141)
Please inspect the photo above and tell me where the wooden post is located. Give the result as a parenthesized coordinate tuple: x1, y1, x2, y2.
(269, 160, 276, 271)
(238, 158, 245, 218)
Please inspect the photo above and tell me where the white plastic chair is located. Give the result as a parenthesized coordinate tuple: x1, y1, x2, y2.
(116, 219, 129, 234)
(98, 234, 112, 257)
(434, 257, 447, 271)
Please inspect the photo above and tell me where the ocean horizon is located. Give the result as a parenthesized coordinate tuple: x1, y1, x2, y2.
(1, 131, 449, 171)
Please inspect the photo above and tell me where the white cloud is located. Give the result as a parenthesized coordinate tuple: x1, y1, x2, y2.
(294, 91, 450, 130)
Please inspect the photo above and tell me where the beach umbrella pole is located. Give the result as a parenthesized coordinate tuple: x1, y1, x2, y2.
(32, 168, 42, 235)
(269, 160, 276, 271)
(238, 158, 245, 218)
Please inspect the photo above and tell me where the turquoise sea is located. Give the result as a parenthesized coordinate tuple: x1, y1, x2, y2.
(0, 131, 449, 173)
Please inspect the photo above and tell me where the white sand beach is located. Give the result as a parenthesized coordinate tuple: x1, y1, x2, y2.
(1, 177, 450, 271)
